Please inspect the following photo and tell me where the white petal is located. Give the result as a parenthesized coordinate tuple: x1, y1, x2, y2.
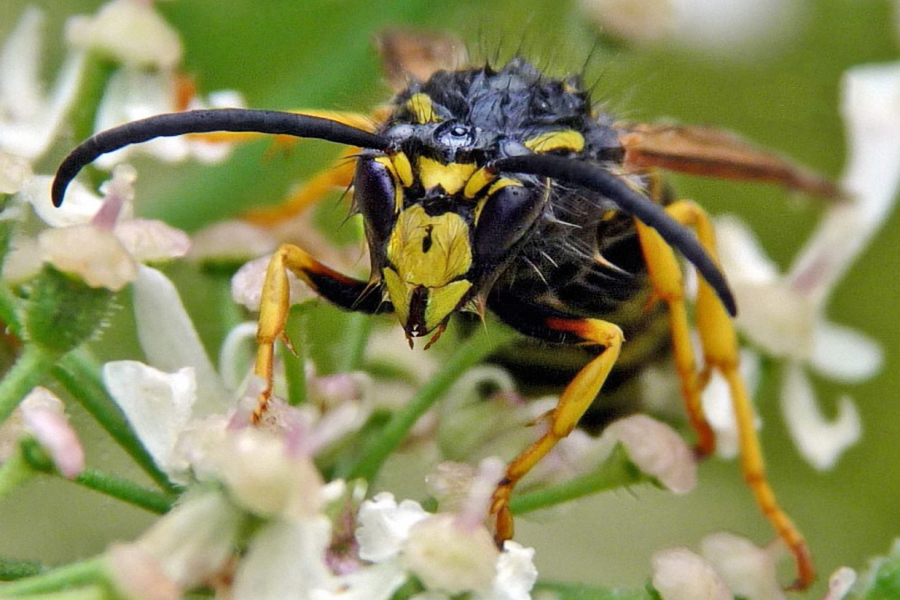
(214, 428, 326, 519)
(356, 493, 429, 563)
(233, 517, 336, 600)
(137, 492, 243, 588)
(732, 280, 817, 360)
(714, 214, 779, 284)
(651, 547, 731, 600)
(103, 361, 197, 474)
(65, 0, 183, 69)
(402, 514, 499, 594)
(810, 320, 883, 382)
(781, 364, 861, 471)
(822, 567, 857, 600)
(132, 265, 231, 415)
(788, 60, 900, 304)
(231, 254, 315, 311)
(484, 542, 538, 600)
(189, 221, 277, 264)
(115, 219, 191, 262)
(18, 175, 102, 227)
(699, 532, 785, 600)
(701, 349, 761, 459)
(321, 561, 409, 600)
(38, 225, 137, 291)
(0, 7, 45, 120)
(0, 151, 32, 195)
(603, 414, 696, 494)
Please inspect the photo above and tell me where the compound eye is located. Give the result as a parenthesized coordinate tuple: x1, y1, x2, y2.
(354, 157, 398, 248)
(475, 185, 545, 261)
(435, 120, 474, 151)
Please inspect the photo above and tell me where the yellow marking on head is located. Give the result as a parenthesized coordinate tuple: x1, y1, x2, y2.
(391, 151, 415, 188)
(474, 178, 523, 225)
(382, 267, 411, 326)
(406, 93, 441, 124)
(374, 156, 406, 213)
(463, 166, 497, 199)
(418, 157, 477, 195)
(386, 204, 472, 286)
(524, 130, 585, 154)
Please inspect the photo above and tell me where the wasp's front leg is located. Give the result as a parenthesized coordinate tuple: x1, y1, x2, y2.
(253, 243, 383, 422)
(491, 316, 624, 543)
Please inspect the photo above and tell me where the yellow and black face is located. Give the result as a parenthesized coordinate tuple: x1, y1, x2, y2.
(353, 59, 622, 344)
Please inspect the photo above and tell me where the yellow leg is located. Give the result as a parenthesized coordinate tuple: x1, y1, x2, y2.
(638, 199, 814, 589)
(492, 318, 624, 542)
(252, 243, 372, 422)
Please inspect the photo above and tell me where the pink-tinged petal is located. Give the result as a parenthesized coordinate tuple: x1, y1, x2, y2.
(66, 0, 183, 69)
(102, 361, 197, 475)
(132, 266, 231, 415)
(115, 219, 191, 262)
(604, 414, 696, 494)
(651, 547, 731, 600)
(106, 543, 182, 600)
(92, 164, 136, 230)
(231, 254, 315, 311)
(0, 151, 32, 195)
(699, 532, 786, 600)
(810, 320, 883, 383)
(20, 387, 85, 478)
(38, 224, 137, 291)
(781, 364, 861, 471)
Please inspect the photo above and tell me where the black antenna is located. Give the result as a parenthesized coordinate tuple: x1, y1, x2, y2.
(52, 108, 391, 207)
(493, 154, 737, 316)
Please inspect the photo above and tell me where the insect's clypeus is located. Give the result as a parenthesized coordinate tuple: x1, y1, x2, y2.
(52, 34, 841, 590)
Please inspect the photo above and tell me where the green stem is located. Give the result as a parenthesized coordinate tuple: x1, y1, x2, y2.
(337, 312, 372, 373)
(0, 283, 22, 335)
(284, 304, 309, 407)
(0, 449, 36, 503)
(534, 581, 653, 600)
(53, 351, 177, 494)
(72, 469, 175, 514)
(509, 445, 647, 516)
(0, 557, 43, 582)
(0, 344, 60, 425)
(345, 327, 514, 481)
(0, 558, 105, 597)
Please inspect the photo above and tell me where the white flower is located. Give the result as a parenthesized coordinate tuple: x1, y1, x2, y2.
(355, 492, 539, 600)
(7, 167, 190, 289)
(705, 60, 900, 470)
(603, 414, 697, 493)
(66, 0, 183, 69)
(699, 533, 785, 600)
(651, 547, 731, 600)
(0, 151, 32, 195)
(0, 7, 87, 160)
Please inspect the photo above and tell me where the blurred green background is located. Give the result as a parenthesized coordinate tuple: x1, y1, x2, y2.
(1, 0, 898, 597)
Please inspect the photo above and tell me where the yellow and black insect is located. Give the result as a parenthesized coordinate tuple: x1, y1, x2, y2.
(51, 35, 836, 589)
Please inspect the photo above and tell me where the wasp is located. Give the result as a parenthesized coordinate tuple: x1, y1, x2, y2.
(51, 30, 838, 590)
